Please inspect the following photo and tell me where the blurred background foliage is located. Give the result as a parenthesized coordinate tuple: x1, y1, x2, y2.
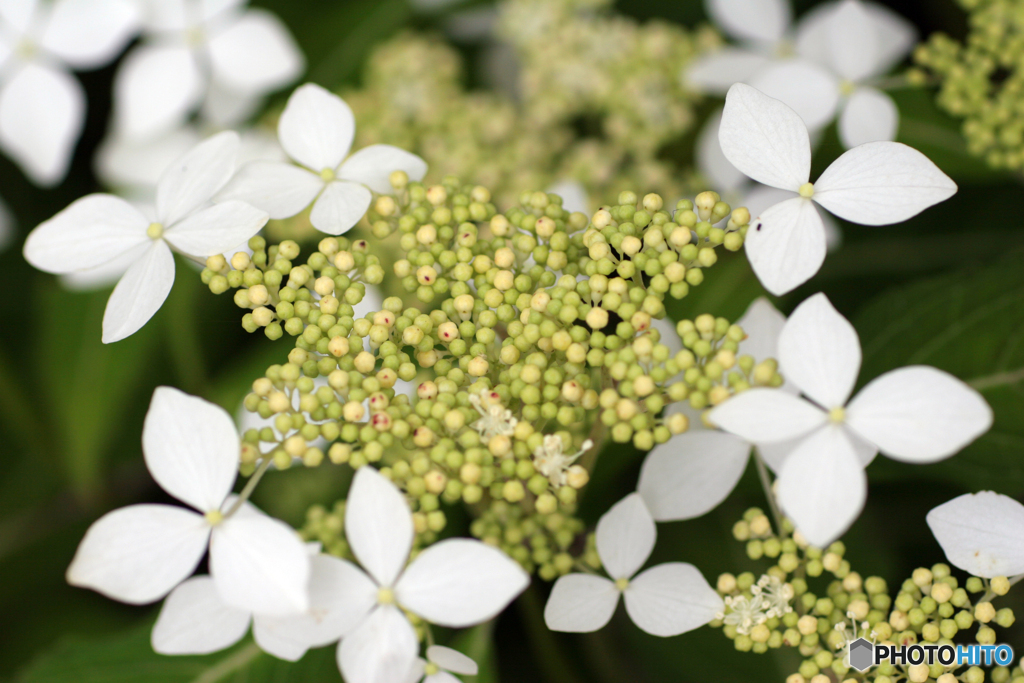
(1, 0, 1022, 681)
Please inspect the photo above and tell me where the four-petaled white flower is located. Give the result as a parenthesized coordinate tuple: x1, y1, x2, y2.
(544, 493, 723, 636)
(66, 386, 311, 617)
(469, 390, 518, 441)
(927, 491, 1024, 579)
(218, 83, 427, 236)
(332, 466, 529, 683)
(0, 0, 139, 184)
(151, 545, 366, 660)
(23, 131, 268, 343)
(533, 435, 592, 488)
(719, 83, 957, 295)
(113, 0, 304, 141)
(708, 293, 992, 547)
(405, 646, 479, 683)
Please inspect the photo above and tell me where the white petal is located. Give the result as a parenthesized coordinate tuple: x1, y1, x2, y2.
(777, 293, 861, 408)
(826, 0, 880, 82)
(864, 2, 917, 74)
(427, 646, 478, 676)
(547, 179, 590, 215)
(696, 109, 747, 193)
(748, 60, 841, 131)
(142, 386, 238, 512)
(254, 555, 377, 661)
(744, 196, 826, 295)
(156, 130, 240, 226)
(708, 388, 826, 443)
(838, 88, 898, 149)
(623, 563, 724, 637)
(719, 83, 810, 192)
(595, 493, 656, 580)
(793, 1, 833, 65)
(163, 201, 268, 257)
(210, 513, 311, 616)
(95, 127, 202, 192)
(338, 606, 419, 683)
(278, 83, 354, 172)
(216, 161, 324, 219)
(637, 431, 750, 521)
(396, 538, 529, 628)
(813, 141, 957, 225)
(40, 0, 140, 69)
(309, 180, 372, 235)
(685, 49, 769, 95)
(24, 194, 148, 273)
(926, 492, 1024, 579)
(60, 243, 145, 291)
(705, 0, 791, 45)
(66, 504, 209, 604)
(345, 466, 413, 587)
(338, 144, 427, 194)
(846, 366, 993, 463)
(0, 0, 36, 33)
(759, 428, 877, 473)
(152, 576, 250, 655)
(736, 296, 785, 365)
(101, 239, 175, 343)
(777, 426, 867, 547)
(0, 63, 85, 186)
(543, 574, 619, 633)
(200, 81, 262, 128)
(207, 9, 304, 94)
(113, 45, 203, 141)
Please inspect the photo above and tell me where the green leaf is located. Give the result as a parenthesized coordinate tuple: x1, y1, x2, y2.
(853, 249, 1024, 496)
(16, 621, 343, 683)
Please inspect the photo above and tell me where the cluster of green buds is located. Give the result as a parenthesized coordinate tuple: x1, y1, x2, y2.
(912, 0, 1024, 170)
(200, 167, 761, 577)
(714, 508, 1019, 683)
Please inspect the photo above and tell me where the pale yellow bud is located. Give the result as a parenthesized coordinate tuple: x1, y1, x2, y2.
(535, 216, 556, 238)
(354, 351, 375, 374)
(248, 284, 269, 306)
(314, 276, 335, 296)
(416, 224, 437, 245)
(489, 434, 512, 457)
(797, 615, 818, 635)
(586, 307, 609, 329)
(230, 252, 250, 270)
(252, 306, 274, 327)
(437, 321, 459, 342)
(416, 265, 437, 286)
(334, 251, 355, 271)
(566, 465, 589, 489)
(268, 391, 290, 413)
(424, 471, 447, 494)
(467, 356, 489, 377)
(426, 185, 447, 206)
(343, 401, 365, 422)
(494, 269, 515, 291)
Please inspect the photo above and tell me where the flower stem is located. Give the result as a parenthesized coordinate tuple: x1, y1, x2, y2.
(754, 451, 785, 537)
(225, 456, 274, 517)
(978, 573, 1024, 604)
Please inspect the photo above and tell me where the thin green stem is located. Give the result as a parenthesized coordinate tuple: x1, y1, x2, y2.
(190, 642, 262, 683)
(755, 451, 785, 537)
(968, 366, 1024, 391)
(977, 573, 1024, 604)
(225, 456, 274, 517)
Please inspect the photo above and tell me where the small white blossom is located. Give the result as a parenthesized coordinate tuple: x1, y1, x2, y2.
(751, 574, 794, 618)
(218, 83, 427, 236)
(533, 435, 591, 488)
(544, 493, 723, 637)
(717, 594, 768, 636)
(66, 387, 311, 617)
(469, 391, 518, 441)
(719, 83, 957, 295)
(406, 646, 479, 683)
(709, 293, 992, 547)
(23, 131, 268, 342)
(926, 491, 1024, 579)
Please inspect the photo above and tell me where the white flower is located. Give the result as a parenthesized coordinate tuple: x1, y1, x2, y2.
(717, 594, 768, 635)
(333, 467, 528, 683)
(469, 390, 518, 441)
(719, 83, 956, 295)
(708, 293, 993, 547)
(66, 386, 311, 616)
(0, 0, 139, 184)
(544, 493, 723, 636)
(926, 491, 1024, 579)
(113, 0, 304, 141)
(152, 548, 366, 659)
(751, 574, 794, 618)
(532, 435, 592, 488)
(23, 131, 268, 342)
(218, 83, 428, 236)
(406, 646, 479, 683)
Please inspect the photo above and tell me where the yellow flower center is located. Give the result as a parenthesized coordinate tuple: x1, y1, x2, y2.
(186, 26, 205, 47)
(828, 406, 846, 423)
(204, 510, 224, 526)
(320, 167, 336, 182)
(377, 586, 395, 605)
(424, 663, 440, 676)
(147, 222, 164, 239)
(839, 80, 856, 97)
(615, 577, 630, 591)
(15, 39, 35, 60)
(798, 182, 815, 199)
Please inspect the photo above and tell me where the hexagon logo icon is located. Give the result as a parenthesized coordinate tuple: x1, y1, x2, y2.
(849, 638, 875, 672)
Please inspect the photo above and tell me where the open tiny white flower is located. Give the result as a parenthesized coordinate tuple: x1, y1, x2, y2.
(333, 467, 529, 683)
(926, 491, 1024, 579)
(719, 83, 956, 295)
(66, 386, 311, 616)
(469, 390, 518, 441)
(717, 594, 768, 635)
(218, 83, 427, 236)
(405, 646, 479, 683)
(533, 435, 592, 488)
(708, 293, 993, 547)
(113, 0, 303, 141)
(544, 493, 723, 636)
(0, 0, 139, 184)
(23, 131, 268, 342)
